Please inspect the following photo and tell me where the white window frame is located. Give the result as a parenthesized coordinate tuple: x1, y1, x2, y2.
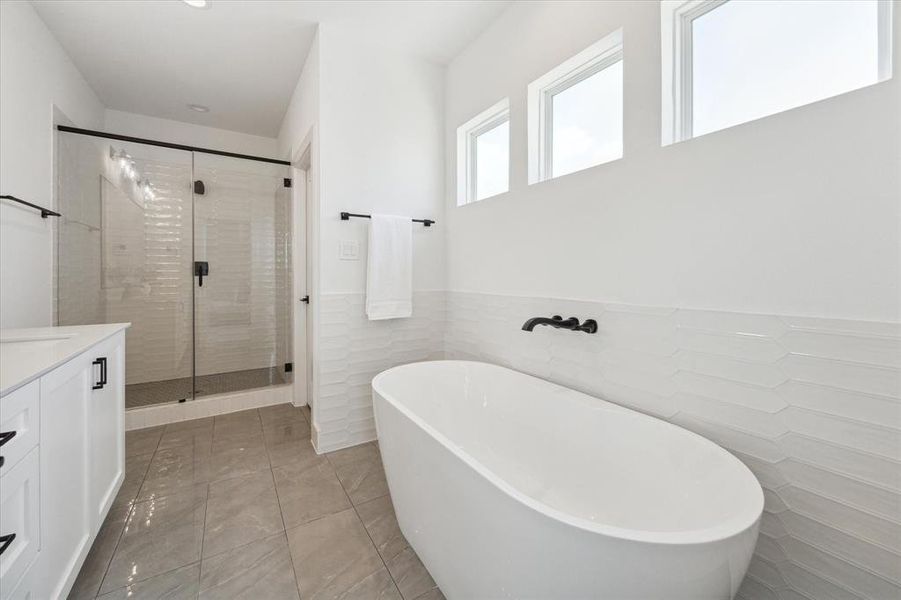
(527, 28, 624, 184)
(661, 0, 895, 146)
(456, 98, 510, 206)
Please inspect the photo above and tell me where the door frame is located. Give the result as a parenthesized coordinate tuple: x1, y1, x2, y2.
(290, 126, 318, 424)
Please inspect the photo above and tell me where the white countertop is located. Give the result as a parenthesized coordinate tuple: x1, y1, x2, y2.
(0, 323, 130, 397)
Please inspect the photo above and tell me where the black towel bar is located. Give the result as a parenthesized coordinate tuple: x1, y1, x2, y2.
(340, 212, 434, 227)
(1, 195, 61, 218)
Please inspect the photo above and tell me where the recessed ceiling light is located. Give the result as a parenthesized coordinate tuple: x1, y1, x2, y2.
(182, 0, 210, 8)
(187, 103, 210, 113)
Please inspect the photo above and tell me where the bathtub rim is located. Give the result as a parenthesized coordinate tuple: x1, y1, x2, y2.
(372, 359, 764, 547)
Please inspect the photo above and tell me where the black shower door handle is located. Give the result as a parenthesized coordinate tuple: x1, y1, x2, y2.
(194, 261, 209, 287)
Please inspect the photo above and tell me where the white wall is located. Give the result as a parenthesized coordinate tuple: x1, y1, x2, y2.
(443, 3, 901, 600)
(444, 0, 900, 322)
(105, 109, 280, 158)
(319, 26, 446, 295)
(278, 32, 320, 159)
(279, 25, 447, 451)
(0, 0, 105, 328)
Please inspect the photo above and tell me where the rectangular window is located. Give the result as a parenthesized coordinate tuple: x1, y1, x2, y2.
(528, 29, 623, 183)
(475, 119, 510, 201)
(662, 0, 893, 145)
(456, 99, 510, 205)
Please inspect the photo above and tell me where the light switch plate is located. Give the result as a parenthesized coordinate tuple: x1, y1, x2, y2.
(338, 240, 360, 260)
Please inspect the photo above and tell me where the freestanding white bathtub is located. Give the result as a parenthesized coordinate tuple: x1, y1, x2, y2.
(373, 361, 763, 600)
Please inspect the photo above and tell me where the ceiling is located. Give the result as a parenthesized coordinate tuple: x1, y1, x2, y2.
(31, 0, 510, 137)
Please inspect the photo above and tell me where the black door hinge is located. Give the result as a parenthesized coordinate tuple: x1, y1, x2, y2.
(194, 180, 205, 195)
(283, 178, 292, 188)
(285, 362, 293, 373)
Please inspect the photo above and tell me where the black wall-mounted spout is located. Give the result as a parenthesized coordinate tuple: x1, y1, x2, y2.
(522, 315, 597, 334)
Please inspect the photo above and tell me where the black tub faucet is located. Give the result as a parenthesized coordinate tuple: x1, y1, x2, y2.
(522, 315, 597, 334)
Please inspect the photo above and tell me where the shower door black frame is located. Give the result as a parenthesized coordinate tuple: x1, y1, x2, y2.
(56, 125, 291, 166)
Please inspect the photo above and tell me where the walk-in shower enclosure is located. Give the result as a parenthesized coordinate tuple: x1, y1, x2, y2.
(55, 129, 293, 409)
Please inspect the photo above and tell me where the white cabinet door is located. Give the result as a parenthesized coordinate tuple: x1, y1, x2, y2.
(87, 332, 125, 528)
(36, 351, 93, 600)
(0, 448, 40, 598)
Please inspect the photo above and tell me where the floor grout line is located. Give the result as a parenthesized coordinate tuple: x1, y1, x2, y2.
(95, 435, 161, 597)
(96, 407, 424, 600)
(326, 449, 407, 598)
(350, 497, 404, 597)
(271, 462, 304, 599)
(95, 434, 158, 599)
(330, 446, 441, 600)
(97, 561, 202, 599)
(92, 501, 135, 598)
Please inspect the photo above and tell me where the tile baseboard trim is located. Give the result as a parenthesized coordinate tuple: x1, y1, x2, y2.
(124, 384, 293, 430)
(314, 426, 378, 455)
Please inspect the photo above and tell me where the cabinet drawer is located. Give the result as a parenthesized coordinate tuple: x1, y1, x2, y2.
(0, 381, 39, 477)
(0, 447, 40, 597)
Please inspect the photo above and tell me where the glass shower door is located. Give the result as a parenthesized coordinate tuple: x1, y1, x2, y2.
(191, 153, 292, 397)
(56, 131, 195, 408)
(56, 129, 293, 408)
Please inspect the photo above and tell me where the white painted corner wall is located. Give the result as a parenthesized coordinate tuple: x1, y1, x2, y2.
(317, 26, 446, 295)
(279, 31, 320, 160)
(0, 0, 104, 329)
(276, 24, 448, 450)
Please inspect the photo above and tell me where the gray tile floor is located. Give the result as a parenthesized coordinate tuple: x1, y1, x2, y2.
(125, 368, 289, 409)
(69, 405, 444, 600)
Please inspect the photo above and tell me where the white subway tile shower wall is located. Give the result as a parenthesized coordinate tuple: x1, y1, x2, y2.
(101, 155, 195, 385)
(316, 291, 446, 452)
(56, 132, 196, 386)
(192, 163, 291, 377)
(57, 132, 292, 388)
(442, 291, 900, 600)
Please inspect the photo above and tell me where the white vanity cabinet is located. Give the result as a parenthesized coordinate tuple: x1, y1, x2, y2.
(85, 334, 125, 529)
(0, 326, 127, 600)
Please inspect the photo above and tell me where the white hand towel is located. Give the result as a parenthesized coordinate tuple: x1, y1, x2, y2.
(366, 214, 412, 320)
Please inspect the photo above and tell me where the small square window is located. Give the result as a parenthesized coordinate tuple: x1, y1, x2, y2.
(528, 29, 624, 184)
(456, 99, 510, 205)
(661, 0, 893, 145)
